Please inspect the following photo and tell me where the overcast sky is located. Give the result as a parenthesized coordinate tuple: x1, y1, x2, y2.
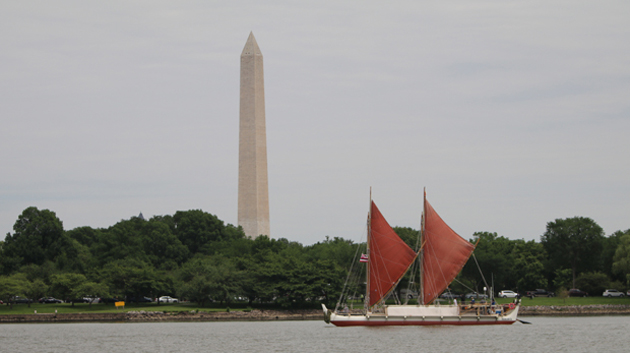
(2, 1, 629, 245)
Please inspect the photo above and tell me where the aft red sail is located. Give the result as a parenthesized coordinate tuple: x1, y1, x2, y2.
(368, 201, 417, 307)
(422, 198, 475, 304)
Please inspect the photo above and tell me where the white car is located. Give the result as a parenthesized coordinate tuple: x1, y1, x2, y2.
(603, 289, 625, 297)
(159, 296, 179, 303)
(498, 290, 518, 298)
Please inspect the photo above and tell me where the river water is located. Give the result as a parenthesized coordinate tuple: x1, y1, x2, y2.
(1, 316, 627, 352)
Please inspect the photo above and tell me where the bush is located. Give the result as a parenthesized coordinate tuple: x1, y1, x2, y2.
(575, 272, 610, 296)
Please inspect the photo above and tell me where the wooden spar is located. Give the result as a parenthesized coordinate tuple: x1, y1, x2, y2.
(419, 187, 426, 305)
(365, 187, 372, 311)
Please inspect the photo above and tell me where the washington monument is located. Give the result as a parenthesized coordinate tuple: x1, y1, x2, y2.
(238, 32, 270, 239)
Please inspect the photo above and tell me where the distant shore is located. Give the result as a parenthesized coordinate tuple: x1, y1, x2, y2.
(519, 304, 630, 316)
(0, 309, 324, 323)
(2, 305, 630, 323)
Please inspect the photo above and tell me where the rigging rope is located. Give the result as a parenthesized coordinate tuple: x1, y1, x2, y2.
(472, 253, 490, 296)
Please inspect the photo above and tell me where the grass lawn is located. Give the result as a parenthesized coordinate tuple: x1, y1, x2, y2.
(504, 296, 630, 306)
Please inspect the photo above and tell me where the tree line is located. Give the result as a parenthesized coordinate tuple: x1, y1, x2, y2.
(1, 207, 629, 308)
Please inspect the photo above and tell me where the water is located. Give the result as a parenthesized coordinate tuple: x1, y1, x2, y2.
(0, 316, 627, 352)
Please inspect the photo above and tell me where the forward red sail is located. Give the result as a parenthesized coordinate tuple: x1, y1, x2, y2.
(422, 198, 475, 304)
(368, 201, 417, 307)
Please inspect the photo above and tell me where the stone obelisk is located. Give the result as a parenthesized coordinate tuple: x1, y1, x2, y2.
(238, 32, 270, 239)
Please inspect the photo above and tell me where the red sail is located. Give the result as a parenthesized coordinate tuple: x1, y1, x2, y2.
(422, 199, 475, 304)
(368, 201, 417, 307)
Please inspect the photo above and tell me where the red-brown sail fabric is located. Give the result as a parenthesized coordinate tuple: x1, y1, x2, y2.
(422, 199, 475, 304)
(368, 201, 417, 307)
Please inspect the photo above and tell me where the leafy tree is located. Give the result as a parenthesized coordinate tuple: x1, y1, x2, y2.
(512, 240, 548, 292)
(50, 273, 87, 305)
(66, 226, 102, 248)
(18, 261, 56, 284)
(602, 230, 628, 281)
(575, 271, 610, 296)
(142, 219, 189, 268)
(462, 232, 516, 292)
(101, 258, 160, 301)
(55, 236, 94, 273)
(25, 279, 48, 304)
(91, 216, 189, 270)
(2, 207, 65, 272)
(74, 281, 110, 306)
(172, 210, 242, 254)
(553, 268, 573, 290)
(612, 233, 630, 287)
(0, 275, 28, 308)
(304, 236, 359, 283)
(541, 217, 605, 288)
(92, 218, 152, 265)
(178, 256, 244, 306)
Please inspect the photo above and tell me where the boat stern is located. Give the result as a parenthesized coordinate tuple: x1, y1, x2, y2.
(500, 301, 521, 323)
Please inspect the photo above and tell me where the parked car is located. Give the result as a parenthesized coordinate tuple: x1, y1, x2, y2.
(568, 289, 588, 297)
(603, 289, 625, 297)
(439, 292, 459, 300)
(465, 292, 488, 299)
(12, 296, 32, 304)
(158, 296, 179, 303)
(526, 289, 554, 297)
(39, 297, 63, 304)
(498, 290, 518, 298)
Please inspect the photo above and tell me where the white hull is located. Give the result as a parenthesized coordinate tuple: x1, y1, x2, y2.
(322, 302, 520, 326)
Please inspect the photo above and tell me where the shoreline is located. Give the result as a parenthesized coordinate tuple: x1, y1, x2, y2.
(0, 309, 324, 323)
(1, 305, 630, 323)
(519, 304, 630, 316)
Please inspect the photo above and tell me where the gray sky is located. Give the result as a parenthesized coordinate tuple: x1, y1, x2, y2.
(2, 1, 629, 245)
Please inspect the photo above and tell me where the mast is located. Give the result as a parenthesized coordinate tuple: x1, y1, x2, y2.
(365, 188, 372, 311)
(419, 187, 426, 305)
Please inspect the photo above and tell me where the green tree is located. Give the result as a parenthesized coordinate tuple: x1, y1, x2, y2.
(575, 271, 610, 296)
(25, 279, 48, 304)
(541, 217, 605, 288)
(50, 273, 87, 305)
(102, 258, 159, 300)
(512, 240, 548, 292)
(74, 281, 110, 306)
(55, 236, 94, 273)
(612, 233, 630, 287)
(553, 268, 573, 290)
(2, 207, 65, 272)
(304, 236, 358, 269)
(91, 216, 189, 270)
(66, 226, 102, 248)
(602, 230, 629, 281)
(178, 256, 244, 306)
(92, 218, 152, 265)
(173, 210, 226, 253)
(142, 219, 189, 269)
(462, 232, 516, 292)
(0, 275, 28, 308)
(18, 261, 56, 284)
